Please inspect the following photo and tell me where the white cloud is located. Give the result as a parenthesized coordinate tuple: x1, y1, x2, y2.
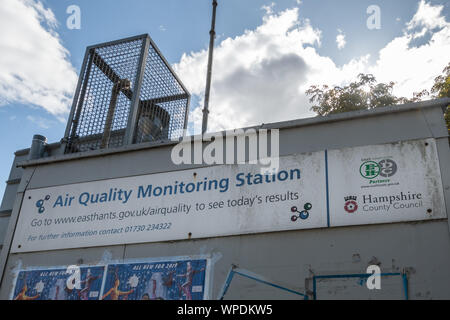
(174, 8, 366, 133)
(407, 0, 446, 31)
(370, 0, 450, 98)
(174, 1, 449, 134)
(261, 2, 276, 15)
(336, 29, 346, 50)
(0, 0, 77, 117)
(26, 115, 56, 129)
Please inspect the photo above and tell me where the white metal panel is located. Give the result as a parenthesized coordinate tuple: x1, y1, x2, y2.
(328, 138, 446, 227)
(11, 152, 327, 253)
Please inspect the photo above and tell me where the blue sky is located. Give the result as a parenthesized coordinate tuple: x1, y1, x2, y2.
(0, 0, 449, 198)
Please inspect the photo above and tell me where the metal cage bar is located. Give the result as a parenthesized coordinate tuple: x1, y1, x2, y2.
(65, 34, 190, 154)
(124, 36, 150, 145)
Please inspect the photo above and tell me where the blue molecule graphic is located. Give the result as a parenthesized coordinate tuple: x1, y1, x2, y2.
(290, 203, 312, 222)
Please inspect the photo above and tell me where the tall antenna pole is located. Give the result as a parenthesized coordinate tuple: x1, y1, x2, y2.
(202, 0, 218, 135)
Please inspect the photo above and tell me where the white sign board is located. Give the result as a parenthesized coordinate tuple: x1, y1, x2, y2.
(11, 138, 447, 253)
(12, 152, 327, 253)
(328, 138, 446, 226)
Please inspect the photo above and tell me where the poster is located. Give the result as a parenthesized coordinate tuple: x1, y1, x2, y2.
(12, 266, 105, 300)
(102, 259, 208, 300)
(12, 257, 210, 300)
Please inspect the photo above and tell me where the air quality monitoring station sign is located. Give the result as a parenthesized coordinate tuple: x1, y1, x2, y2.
(11, 139, 446, 253)
(12, 152, 328, 253)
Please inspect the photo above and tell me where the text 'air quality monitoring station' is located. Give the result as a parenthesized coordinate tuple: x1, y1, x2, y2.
(52, 169, 301, 208)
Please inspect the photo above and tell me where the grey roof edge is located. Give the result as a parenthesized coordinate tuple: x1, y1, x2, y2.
(14, 141, 62, 156)
(256, 97, 450, 132)
(16, 98, 450, 169)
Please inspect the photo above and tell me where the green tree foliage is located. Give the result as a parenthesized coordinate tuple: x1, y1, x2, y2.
(306, 74, 400, 116)
(431, 62, 450, 133)
(306, 65, 449, 132)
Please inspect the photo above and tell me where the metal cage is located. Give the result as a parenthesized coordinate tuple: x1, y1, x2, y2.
(64, 34, 190, 154)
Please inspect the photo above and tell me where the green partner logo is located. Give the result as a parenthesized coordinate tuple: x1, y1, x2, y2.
(360, 161, 380, 179)
(360, 159, 397, 180)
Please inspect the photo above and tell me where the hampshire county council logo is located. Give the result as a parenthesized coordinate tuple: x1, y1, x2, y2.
(344, 196, 358, 213)
(360, 159, 397, 179)
(290, 203, 312, 222)
(35, 195, 50, 214)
